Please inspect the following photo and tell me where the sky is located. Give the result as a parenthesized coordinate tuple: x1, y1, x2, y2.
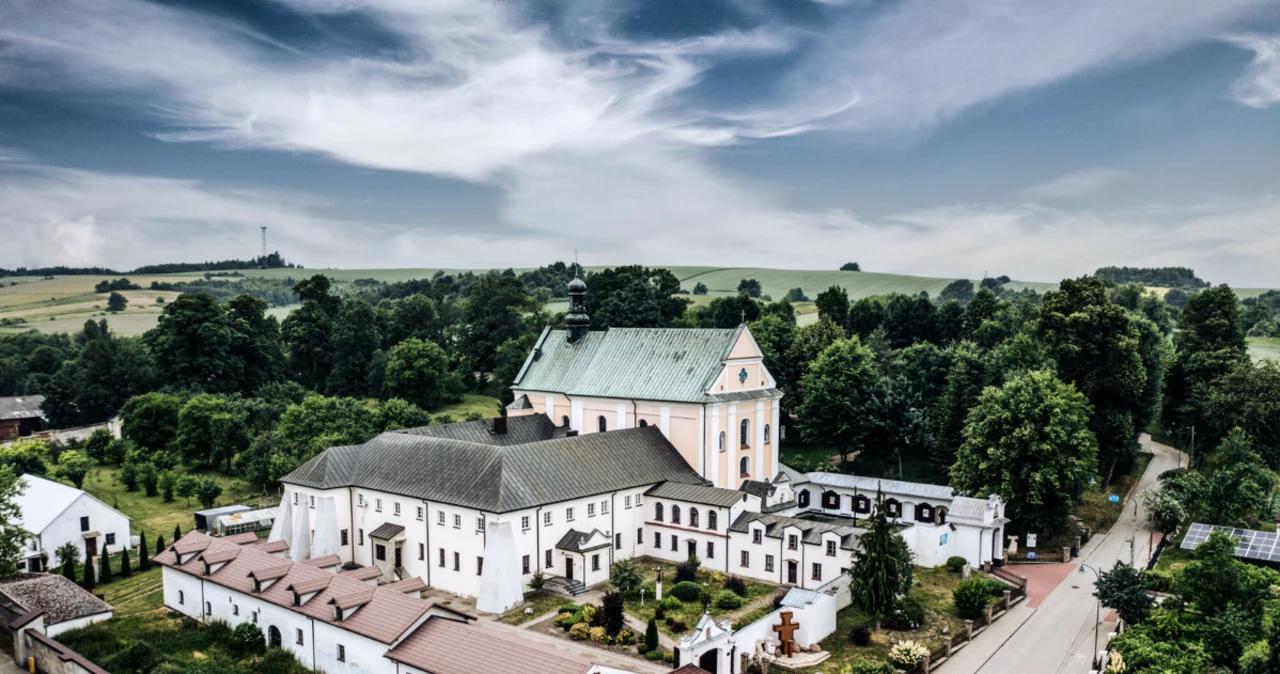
(2, 0, 1280, 285)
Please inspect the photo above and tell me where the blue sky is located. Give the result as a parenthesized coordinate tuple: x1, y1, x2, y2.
(2, 0, 1280, 284)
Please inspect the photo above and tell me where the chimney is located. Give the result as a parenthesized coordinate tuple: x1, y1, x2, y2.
(492, 416, 508, 436)
(565, 277, 590, 344)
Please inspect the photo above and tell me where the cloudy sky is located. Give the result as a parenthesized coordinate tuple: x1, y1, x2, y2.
(2, 0, 1280, 284)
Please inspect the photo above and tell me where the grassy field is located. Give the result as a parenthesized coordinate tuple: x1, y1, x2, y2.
(434, 393, 502, 419)
(76, 462, 270, 539)
(0, 274, 198, 336)
(495, 591, 571, 625)
(1249, 337, 1280, 362)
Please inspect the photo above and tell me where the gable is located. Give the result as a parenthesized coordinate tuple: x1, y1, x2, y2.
(726, 327, 762, 360)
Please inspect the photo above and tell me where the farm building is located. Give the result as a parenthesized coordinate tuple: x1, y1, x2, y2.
(16, 474, 132, 571)
(0, 395, 45, 441)
(211, 508, 276, 536)
(193, 504, 251, 532)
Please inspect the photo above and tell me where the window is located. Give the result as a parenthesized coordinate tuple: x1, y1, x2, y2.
(788, 534, 798, 550)
(338, 645, 346, 663)
(625, 495, 632, 509)
(293, 493, 299, 505)
(566, 507, 575, 522)
(394, 502, 401, 516)
(706, 541, 715, 559)
(592, 554, 600, 571)
(740, 418, 750, 447)
(798, 490, 810, 508)
(718, 431, 726, 452)
(545, 549, 553, 569)
(521, 516, 530, 531)
(296, 628, 304, 646)
(615, 533, 622, 550)
(598, 416, 607, 432)
(885, 499, 901, 518)
(417, 506, 424, 521)
(639, 419, 648, 427)
(636, 494, 642, 506)
(375, 498, 382, 512)
(753, 529, 763, 545)
(654, 502, 664, 522)
(523, 555, 530, 574)
(637, 527, 643, 544)
(690, 508, 699, 528)
(453, 514, 461, 528)
(359, 529, 364, 546)
(601, 500, 609, 514)
(437, 511, 445, 525)
(739, 456, 750, 477)
(561, 415, 570, 427)
(206, 601, 212, 616)
(764, 424, 771, 445)
(671, 505, 681, 525)
(543, 512, 552, 526)
(439, 548, 445, 567)
(341, 529, 349, 546)
(233, 604, 239, 616)
(765, 555, 775, 572)
(812, 563, 822, 581)
(358, 494, 364, 507)
(80, 516, 89, 532)
(453, 552, 460, 571)
(178, 590, 185, 605)
(476, 517, 485, 532)
(826, 540, 837, 557)
(670, 536, 678, 552)
(376, 544, 387, 561)
(587, 503, 595, 517)
(654, 532, 661, 548)
(419, 543, 425, 561)
(252, 610, 258, 624)
(309, 495, 315, 509)
(105, 533, 116, 546)
(477, 556, 484, 576)
(708, 511, 718, 531)
(740, 551, 749, 567)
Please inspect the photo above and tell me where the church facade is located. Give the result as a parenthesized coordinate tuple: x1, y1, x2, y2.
(508, 277, 783, 489)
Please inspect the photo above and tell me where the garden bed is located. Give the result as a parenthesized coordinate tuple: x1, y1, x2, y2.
(622, 558, 780, 638)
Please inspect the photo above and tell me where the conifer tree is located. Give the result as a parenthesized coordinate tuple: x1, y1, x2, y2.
(173, 523, 182, 543)
(645, 616, 659, 653)
(120, 548, 132, 578)
(82, 554, 96, 591)
(138, 531, 150, 571)
(848, 489, 914, 629)
(155, 535, 166, 556)
(98, 548, 113, 584)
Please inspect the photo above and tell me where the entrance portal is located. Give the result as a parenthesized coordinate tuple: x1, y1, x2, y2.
(268, 626, 281, 649)
(787, 560, 797, 584)
(566, 557, 574, 581)
(699, 649, 720, 674)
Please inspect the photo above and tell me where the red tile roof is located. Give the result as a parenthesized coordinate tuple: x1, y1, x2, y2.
(253, 540, 289, 554)
(287, 577, 332, 596)
(383, 577, 427, 595)
(339, 566, 382, 581)
(385, 617, 592, 674)
(302, 554, 341, 568)
(200, 548, 242, 565)
(156, 532, 430, 644)
(670, 667, 713, 674)
(331, 587, 375, 610)
(223, 532, 262, 546)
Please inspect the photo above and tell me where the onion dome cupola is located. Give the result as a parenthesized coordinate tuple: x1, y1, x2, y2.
(566, 277, 590, 344)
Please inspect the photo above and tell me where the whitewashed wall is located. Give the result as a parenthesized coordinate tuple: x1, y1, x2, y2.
(39, 494, 131, 560)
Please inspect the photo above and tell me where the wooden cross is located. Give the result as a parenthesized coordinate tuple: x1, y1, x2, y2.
(773, 611, 800, 657)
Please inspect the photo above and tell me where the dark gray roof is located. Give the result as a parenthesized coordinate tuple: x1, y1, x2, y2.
(646, 482, 746, 508)
(395, 414, 559, 447)
(512, 326, 751, 403)
(285, 425, 706, 513)
(506, 395, 533, 411)
(555, 529, 611, 553)
(369, 523, 405, 539)
(739, 480, 775, 499)
(0, 396, 44, 421)
(728, 512, 865, 551)
(0, 574, 112, 626)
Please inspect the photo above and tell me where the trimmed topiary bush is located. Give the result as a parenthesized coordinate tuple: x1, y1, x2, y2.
(953, 578, 992, 620)
(945, 556, 968, 573)
(661, 595, 683, 610)
(645, 650, 665, 661)
(849, 624, 872, 646)
(672, 581, 703, 602)
(714, 590, 743, 610)
(559, 603, 582, 614)
(675, 559, 699, 583)
(846, 661, 895, 674)
(569, 622, 590, 640)
(671, 620, 688, 633)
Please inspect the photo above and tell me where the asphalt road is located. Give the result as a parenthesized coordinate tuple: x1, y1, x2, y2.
(943, 434, 1183, 674)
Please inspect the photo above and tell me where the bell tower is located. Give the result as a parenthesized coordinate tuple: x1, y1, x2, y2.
(566, 277, 590, 344)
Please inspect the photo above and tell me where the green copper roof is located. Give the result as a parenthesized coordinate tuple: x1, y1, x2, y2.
(512, 326, 751, 403)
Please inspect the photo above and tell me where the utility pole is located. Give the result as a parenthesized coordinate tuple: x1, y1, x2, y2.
(260, 226, 268, 267)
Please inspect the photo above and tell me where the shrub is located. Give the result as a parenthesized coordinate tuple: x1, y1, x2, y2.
(103, 642, 161, 674)
(558, 603, 582, 614)
(610, 559, 643, 597)
(663, 650, 675, 663)
(715, 590, 743, 610)
(671, 620, 688, 633)
(845, 661, 895, 674)
(645, 617, 659, 652)
(884, 596, 925, 630)
(581, 604, 597, 625)
(602, 591, 625, 636)
(672, 581, 703, 602)
(985, 578, 1010, 597)
(724, 575, 748, 597)
(257, 649, 306, 674)
(945, 556, 968, 573)
(230, 622, 266, 657)
(665, 616, 675, 626)
(661, 595, 683, 610)
(1144, 569, 1173, 593)
(654, 605, 666, 620)
(889, 640, 930, 668)
(529, 570, 545, 590)
(569, 622, 590, 640)
(849, 624, 872, 646)
(618, 629, 636, 646)
(954, 578, 992, 620)
(675, 560, 699, 583)
(588, 626, 607, 642)
(645, 650, 665, 661)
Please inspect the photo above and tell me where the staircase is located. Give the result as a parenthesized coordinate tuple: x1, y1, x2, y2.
(545, 576, 589, 597)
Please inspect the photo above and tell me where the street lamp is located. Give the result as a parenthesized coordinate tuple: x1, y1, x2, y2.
(1078, 564, 1101, 671)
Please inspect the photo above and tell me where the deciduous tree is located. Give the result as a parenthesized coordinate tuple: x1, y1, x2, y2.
(383, 339, 459, 409)
(796, 338, 879, 463)
(1094, 562, 1152, 624)
(55, 450, 90, 489)
(815, 286, 850, 327)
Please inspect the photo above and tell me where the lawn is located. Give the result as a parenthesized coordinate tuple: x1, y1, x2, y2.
(807, 567, 977, 672)
(1077, 452, 1153, 534)
(432, 393, 502, 420)
(1249, 336, 1280, 363)
(622, 558, 780, 638)
(0, 274, 196, 336)
(496, 591, 572, 625)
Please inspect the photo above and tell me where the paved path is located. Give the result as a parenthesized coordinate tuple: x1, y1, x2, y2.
(942, 434, 1182, 674)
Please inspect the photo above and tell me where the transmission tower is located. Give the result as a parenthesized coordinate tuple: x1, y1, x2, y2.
(260, 226, 267, 267)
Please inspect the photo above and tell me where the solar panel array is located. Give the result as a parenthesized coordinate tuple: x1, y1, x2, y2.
(1180, 522, 1280, 562)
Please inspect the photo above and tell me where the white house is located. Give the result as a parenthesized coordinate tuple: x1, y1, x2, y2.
(15, 474, 131, 572)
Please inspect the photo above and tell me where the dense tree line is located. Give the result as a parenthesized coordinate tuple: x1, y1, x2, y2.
(1094, 265, 1208, 288)
(0, 252, 294, 278)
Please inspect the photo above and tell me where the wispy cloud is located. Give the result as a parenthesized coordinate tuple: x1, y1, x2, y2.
(1022, 168, 1127, 199)
(1227, 34, 1280, 107)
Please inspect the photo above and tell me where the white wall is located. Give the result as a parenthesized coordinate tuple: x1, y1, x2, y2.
(314, 618, 396, 674)
(45, 611, 112, 638)
(39, 494, 131, 560)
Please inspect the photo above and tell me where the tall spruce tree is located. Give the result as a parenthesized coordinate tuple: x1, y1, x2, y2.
(82, 554, 96, 591)
(138, 531, 150, 571)
(120, 548, 132, 578)
(155, 535, 166, 557)
(98, 548, 113, 584)
(848, 490, 914, 629)
(173, 524, 181, 543)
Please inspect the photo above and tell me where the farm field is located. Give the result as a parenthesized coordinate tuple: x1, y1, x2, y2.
(0, 274, 195, 336)
(1248, 337, 1280, 362)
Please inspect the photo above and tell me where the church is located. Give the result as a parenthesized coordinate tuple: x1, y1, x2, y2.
(263, 278, 1006, 617)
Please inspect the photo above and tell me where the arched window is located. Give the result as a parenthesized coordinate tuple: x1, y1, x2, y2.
(764, 424, 771, 445)
(654, 502, 664, 522)
(853, 494, 871, 514)
(690, 508, 700, 528)
(740, 419, 750, 447)
(822, 491, 840, 509)
(914, 503, 934, 523)
(718, 431, 726, 453)
(739, 456, 750, 477)
(639, 419, 648, 427)
(935, 507, 948, 525)
(708, 511, 718, 530)
(671, 505, 681, 525)
(598, 416, 607, 433)
(798, 490, 810, 508)
(561, 415, 570, 427)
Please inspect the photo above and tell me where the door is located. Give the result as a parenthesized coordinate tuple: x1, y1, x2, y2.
(86, 536, 98, 559)
(268, 626, 282, 649)
(394, 546, 402, 569)
(566, 557, 574, 581)
(699, 649, 719, 674)
(787, 560, 797, 584)
(687, 540, 697, 560)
